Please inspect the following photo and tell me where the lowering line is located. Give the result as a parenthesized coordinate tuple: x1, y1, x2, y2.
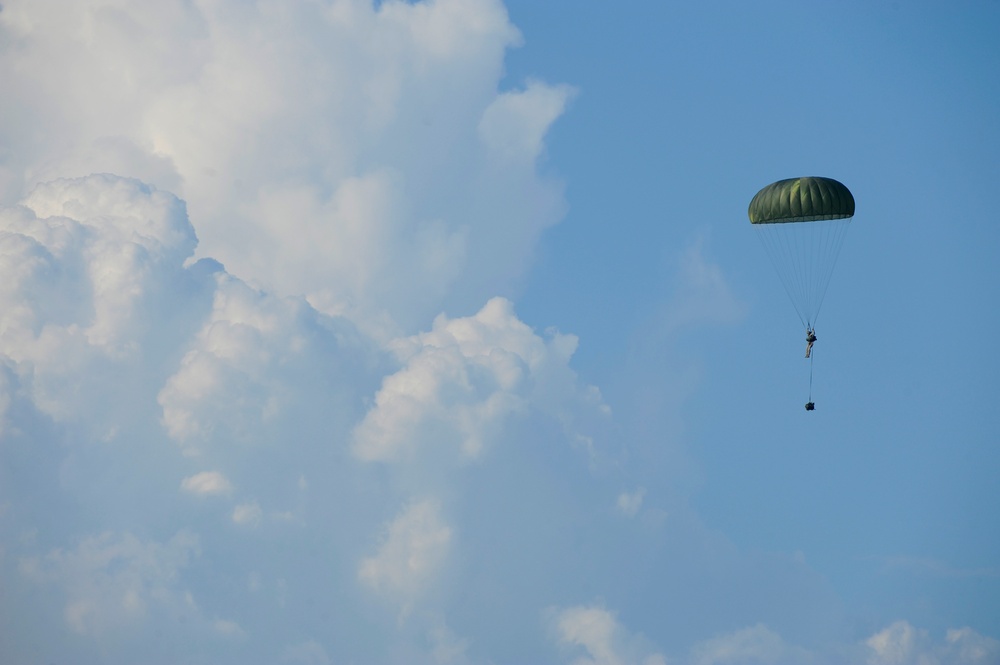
(809, 352, 814, 401)
(805, 331, 816, 412)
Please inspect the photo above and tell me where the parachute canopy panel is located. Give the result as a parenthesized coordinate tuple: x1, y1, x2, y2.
(748, 177, 855, 224)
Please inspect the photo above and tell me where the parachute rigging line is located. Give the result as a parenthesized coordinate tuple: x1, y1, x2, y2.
(753, 216, 851, 330)
(753, 226, 806, 328)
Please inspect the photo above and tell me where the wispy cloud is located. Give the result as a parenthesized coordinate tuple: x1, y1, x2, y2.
(867, 555, 1000, 579)
(616, 487, 646, 518)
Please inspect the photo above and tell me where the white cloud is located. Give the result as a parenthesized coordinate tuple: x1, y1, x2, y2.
(0, 19, 591, 657)
(429, 621, 474, 664)
(359, 499, 452, 612)
(352, 297, 606, 463)
(280, 639, 332, 665)
(232, 501, 263, 527)
(945, 627, 1000, 664)
(213, 618, 245, 638)
(479, 80, 576, 163)
(865, 621, 1000, 665)
(180, 471, 233, 496)
(7, 3, 990, 665)
(0, 0, 569, 333)
(866, 621, 926, 665)
(19, 530, 200, 638)
(617, 488, 646, 518)
(555, 605, 621, 665)
(157, 269, 373, 455)
(155, 274, 309, 449)
(690, 623, 814, 665)
(0, 174, 202, 431)
(551, 604, 667, 665)
(0, 360, 16, 438)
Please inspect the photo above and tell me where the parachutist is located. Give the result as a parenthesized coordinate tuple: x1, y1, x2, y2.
(749, 177, 856, 411)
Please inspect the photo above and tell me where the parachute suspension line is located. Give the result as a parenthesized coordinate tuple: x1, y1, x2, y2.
(806, 220, 822, 326)
(763, 222, 810, 325)
(797, 217, 843, 328)
(754, 224, 806, 328)
(753, 217, 853, 331)
(771, 222, 811, 326)
(779, 220, 809, 322)
(810, 218, 852, 327)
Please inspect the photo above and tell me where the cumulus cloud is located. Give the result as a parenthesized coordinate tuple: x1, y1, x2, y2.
(0, 0, 571, 332)
(352, 296, 606, 462)
(428, 621, 474, 664)
(944, 628, 1000, 664)
(616, 487, 646, 518)
(7, 2, 988, 665)
(479, 80, 576, 163)
(157, 269, 373, 456)
(865, 621, 1000, 665)
(280, 640, 333, 665)
(213, 618, 246, 638)
(19, 530, 200, 638)
(0, 173, 379, 662)
(180, 471, 233, 496)
(684, 622, 1000, 665)
(689, 623, 815, 665)
(551, 604, 667, 665)
(0, 174, 203, 432)
(359, 499, 452, 613)
(0, 58, 591, 660)
(232, 502, 263, 527)
(866, 621, 928, 665)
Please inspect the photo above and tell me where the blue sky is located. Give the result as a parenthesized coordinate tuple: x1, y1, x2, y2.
(0, 1, 997, 663)
(510, 0, 1000, 649)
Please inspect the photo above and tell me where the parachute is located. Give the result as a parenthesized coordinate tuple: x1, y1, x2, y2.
(748, 176, 855, 330)
(748, 176, 855, 410)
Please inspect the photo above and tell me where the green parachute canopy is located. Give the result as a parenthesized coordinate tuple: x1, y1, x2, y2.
(748, 176, 855, 328)
(748, 177, 855, 224)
